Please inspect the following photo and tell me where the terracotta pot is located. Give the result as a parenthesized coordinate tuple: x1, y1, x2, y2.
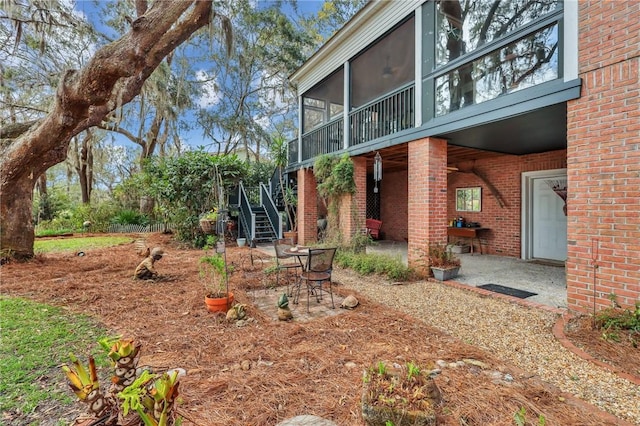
(283, 231, 298, 245)
(204, 292, 234, 313)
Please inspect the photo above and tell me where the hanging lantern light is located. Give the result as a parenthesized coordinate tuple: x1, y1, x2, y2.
(373, 152, 382, 193)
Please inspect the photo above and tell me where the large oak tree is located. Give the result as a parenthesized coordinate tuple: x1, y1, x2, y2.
(0, 0, 229, 259)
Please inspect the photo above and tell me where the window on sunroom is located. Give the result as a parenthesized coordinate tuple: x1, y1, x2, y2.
(435, 0, 560, 66)
(435, 24, 559, 115)
(432, 0, 561, 116)
(302, 68, 344, 133)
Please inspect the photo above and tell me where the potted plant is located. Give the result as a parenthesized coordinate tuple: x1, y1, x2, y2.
(199, 209, 218, 234)
(428, 243, 461, 281)
(200, 237, 233, 312)
(361, 360, 440, 426)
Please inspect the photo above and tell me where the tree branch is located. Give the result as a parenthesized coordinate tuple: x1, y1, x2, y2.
(1, 1, 214, 187)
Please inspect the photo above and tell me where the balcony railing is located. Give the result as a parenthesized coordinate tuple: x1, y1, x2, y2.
(301, 117, 344, 162)
(295, 84, 415, 165)
(349, 83, 414, 147)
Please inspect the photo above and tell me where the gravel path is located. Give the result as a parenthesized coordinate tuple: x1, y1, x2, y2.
(334, 269, 640, 425)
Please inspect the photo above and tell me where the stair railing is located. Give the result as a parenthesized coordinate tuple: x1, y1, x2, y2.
(238, 181, 256, 243)
(260, 183, 282, 240)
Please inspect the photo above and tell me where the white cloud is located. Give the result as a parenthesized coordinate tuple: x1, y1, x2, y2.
(195, 70, 221, 108)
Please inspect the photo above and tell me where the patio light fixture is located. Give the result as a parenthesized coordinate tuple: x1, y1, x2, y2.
(382, 57, 392, 79)
(373, 152, 382, 193)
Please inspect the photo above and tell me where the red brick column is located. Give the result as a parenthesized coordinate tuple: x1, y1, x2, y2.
(566, 1, 640, 312)
(407, 137, 448, 275)
(338, 156, 367, 239)
(297, 168, 318, 246)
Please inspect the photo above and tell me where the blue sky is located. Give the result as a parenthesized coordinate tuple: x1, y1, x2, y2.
(72, 0, 325, 152)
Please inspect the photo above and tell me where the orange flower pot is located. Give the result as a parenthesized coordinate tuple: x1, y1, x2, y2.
(204, 292, 234, 313)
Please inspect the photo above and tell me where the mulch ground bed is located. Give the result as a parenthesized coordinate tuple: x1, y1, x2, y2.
(0, 233, 632, 426)
(564, 314, 640, 378)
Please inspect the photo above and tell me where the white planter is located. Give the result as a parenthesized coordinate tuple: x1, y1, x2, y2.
(236, 238, 246, 247)
(448, 244, 470, 254)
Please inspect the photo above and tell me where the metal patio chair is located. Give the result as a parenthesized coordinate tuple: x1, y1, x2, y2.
(297, 247, 337, 312)
(272, 238, 303, 296)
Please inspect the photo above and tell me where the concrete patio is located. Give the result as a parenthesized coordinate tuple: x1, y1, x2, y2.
(366, 240, 567, 309)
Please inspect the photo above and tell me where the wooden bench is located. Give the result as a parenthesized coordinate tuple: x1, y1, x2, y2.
(365, 218, 383, 240)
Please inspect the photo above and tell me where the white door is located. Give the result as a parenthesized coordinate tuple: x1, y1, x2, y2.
(532, 177, 567, 261)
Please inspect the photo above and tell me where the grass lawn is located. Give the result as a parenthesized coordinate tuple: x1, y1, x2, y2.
(0, 297, 110, 424)
(34, 235, 133, 254)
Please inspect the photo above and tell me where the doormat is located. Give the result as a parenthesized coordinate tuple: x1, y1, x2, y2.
(477, 284, 537, 299)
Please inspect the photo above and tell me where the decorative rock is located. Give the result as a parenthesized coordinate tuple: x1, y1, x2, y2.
(463, 358, 489, 369)
(428, 368, 442, 378)
(227, 303, 247, 321)
(436, 360, 448, 368)
(340, 295, 359, 309)
(278, 307, 293, 321)
(486, 371, 503, 380)
(276, 415, 338, 426)
(226, 308, 238, 321)
(166, 367, 186, 378)
(344, 361, 357, 369)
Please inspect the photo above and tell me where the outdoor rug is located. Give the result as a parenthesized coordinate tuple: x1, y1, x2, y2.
(477, 284, 537, 299)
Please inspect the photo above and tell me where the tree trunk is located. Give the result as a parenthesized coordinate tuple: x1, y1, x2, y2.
(0, 0, 216, 259)
(1, 176, 36, 260)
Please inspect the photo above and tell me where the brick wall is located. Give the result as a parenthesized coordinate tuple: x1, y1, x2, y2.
(337, 157, 367, 238)
(407, 138, 448, 275)
(378, 149, 567, 255)
(446, 150, 566, 256)
(297, 168, 318, 246)
(566, 1, 640, 312)
(380, 169, 408, 241)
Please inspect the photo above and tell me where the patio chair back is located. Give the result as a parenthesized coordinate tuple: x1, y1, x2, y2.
(305, 247, 337, 274)
(273, 238, 295, 261)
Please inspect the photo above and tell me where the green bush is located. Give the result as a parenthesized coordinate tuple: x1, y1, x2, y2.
(596, 302, 640, 332)
(335, 250, 411, 282)
(143, 150, 249, 247)
(111, 209, 149, 226)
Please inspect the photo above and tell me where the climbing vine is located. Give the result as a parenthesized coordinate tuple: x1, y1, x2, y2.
(313, 154, 356, 245)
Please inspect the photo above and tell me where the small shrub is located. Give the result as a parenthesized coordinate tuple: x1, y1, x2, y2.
(596, 302, 640, 331)
(428, 243, 461, 268)
(335, 250, 411, 282)
(595, 299, 640, 347)
(111, 209, 149, 226)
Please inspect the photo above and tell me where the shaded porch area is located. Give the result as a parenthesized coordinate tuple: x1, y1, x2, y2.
(367, 240, 567, 310)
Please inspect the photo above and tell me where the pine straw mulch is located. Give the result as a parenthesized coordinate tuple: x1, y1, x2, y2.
(0, 233, 632, 426)
(563, 313, 640, 378)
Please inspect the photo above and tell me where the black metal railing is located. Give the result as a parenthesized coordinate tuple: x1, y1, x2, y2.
(293, 84, 416, 166)
(237, 182, 256, 242)
(301, 117, 344, 161)
(349, 84, 414, 147)
(260, 183, 282, 239)
(270, 167, 284, 209)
